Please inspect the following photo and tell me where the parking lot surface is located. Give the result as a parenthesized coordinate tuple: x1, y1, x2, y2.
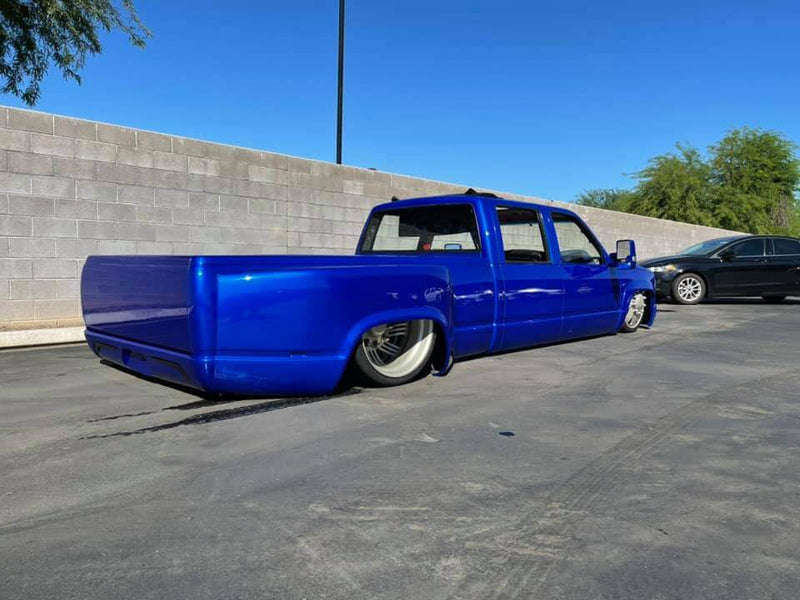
(1, 300, 799, 599)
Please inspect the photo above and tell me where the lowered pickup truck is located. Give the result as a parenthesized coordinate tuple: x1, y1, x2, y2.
(81, 190, 656, 396)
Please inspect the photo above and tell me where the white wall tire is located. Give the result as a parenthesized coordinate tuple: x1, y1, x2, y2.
(620, 292, 647, 333)
(354, 320, 436, 386)
(671, 273, 706, 305)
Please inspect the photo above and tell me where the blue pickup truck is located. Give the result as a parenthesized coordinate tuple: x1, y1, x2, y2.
(81, 191, 656, 396)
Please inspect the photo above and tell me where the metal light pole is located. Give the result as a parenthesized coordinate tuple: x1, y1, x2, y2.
(336, 0, 345, 164)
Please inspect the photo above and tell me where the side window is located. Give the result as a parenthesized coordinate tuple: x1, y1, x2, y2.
(773, 238, 800, 255)
(552, 213, 604, 265)
(361, 204, 480, 253)
(728, 238, 765, 257)
(496, 207, 549, 262)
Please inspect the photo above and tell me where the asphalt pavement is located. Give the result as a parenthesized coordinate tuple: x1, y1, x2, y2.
(1, 299, 799, 599)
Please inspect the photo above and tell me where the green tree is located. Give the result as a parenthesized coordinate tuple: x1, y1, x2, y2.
(575, 188, 635, 212)
(627, 144, 714, 226)
(709, 127, 800, 234)
(0, 0, 149, 105)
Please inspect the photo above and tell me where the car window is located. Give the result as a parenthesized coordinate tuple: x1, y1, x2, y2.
(552, 213, 603, 265)
(727, 238, 765, 257)
(496, 207, 549, 263)
(360, 204, 480, 253)
(773, 238, 800, 255)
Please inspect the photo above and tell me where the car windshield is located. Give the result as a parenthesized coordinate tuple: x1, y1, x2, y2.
(679, 238, 739, 256)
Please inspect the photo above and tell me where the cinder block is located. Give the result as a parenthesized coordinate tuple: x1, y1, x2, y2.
(219, 195, 248, 212)
(0, 172, 32, 194)
(188, 192, 219, 211)
(118, 185, 154, 205)
(154, 224, 189, 242)
(97, 240, 136, 255)
(171, 243, 205, 255)
(97, 123, 135, 146)
(189, 227, 222, 243)
(54, 116, 97, 140)
(248, 198, 274, 214)
(203, 210, 235, 227)
(75, 140, 116, 162)
(30, 134, 74, 158)
(77, 220, 117, 240)
(135, 206, 171, 224)
(0, 258, 32, 278)
(96, 162, 154, 187)
(11, 279, 59, 300)
(9, 195, 54, 217)
(116, 222, 155, 241)
(33, 258, 77, 279)
(0, 129, 31, 152)
(9, 237, 56, 258)
(33, 217, 77, 238)
(171, 209, 204, 225)
(97, 202, 137, 222)
(56, 238, 98, 258)
(34, 298, 79, 319)
(32, 176, 74, 197)
(135, 241, 172, 254)
(77, 180, 116, 202)
(204, 176, 234, 195)
(117, 146, 153, 168)
(0, 215, 33, 236)
(53, 157, 95, 180)
(55, 279, 79, 298)
(0, 300, 35, 321)
(8, 151, 53, 175)
(136, 131, 172, 152)
(153, 152, 188, 172)
(8, 109, 53, 134)
(188, 157, 219, 176)
(55, 199, 97, 220)
(172, 137, 209, 158)
(217, 161, 249, 180)
(0, 279, 8, 300)
(154, 188, 188, 209)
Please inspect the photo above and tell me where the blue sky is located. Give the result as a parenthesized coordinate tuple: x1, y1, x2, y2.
(4, 0, 800, 202)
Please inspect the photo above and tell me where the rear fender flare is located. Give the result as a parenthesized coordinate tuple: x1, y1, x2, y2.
(342, 307, 453, 375)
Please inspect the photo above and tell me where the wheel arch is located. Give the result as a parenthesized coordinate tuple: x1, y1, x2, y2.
(341, 307, 453, 376)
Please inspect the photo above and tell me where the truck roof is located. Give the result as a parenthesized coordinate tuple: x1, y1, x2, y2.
(372, 192, 575, 218)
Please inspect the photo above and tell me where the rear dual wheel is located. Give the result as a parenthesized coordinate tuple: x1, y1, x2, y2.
(354, 319, 436, 386)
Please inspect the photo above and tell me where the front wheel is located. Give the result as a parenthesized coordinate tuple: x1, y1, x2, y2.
(620, 292, 647, 332)
(671, 273, 706, 305)
(354, 320, 436, 387)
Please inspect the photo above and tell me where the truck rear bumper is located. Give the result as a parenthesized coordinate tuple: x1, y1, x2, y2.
(85, 329, 348, 397)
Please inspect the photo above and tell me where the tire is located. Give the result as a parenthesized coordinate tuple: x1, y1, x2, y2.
(762, 295, 787, 303)
(671, 273, 706, 305)
(354, 319, 436, 387)
(620, 292, 647, 333)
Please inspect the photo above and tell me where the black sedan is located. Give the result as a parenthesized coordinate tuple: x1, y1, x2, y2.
(641, 235, 800, 304)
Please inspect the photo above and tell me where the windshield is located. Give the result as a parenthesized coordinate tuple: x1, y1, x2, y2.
(679, 238, 739, 256)
(359, 204, 481, 253)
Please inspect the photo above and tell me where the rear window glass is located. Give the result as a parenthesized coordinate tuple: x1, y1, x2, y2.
(773, 238, 800, 255)
(360, 204, 481, 253)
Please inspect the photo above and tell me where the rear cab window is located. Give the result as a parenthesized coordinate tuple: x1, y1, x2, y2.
(496, 206, 550, 263)
(359, 204, 481, 253)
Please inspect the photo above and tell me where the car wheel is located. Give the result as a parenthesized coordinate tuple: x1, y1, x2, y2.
(620, 292, 647, 333)
(762, 295, 787, 303)
(354, 319, 436, 386)
(671, 273, 706, 305)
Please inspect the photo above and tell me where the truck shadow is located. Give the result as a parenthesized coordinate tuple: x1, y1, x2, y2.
(82, 361, 364, 439)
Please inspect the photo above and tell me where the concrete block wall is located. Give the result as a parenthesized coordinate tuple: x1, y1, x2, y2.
(0, 106, 739, 338)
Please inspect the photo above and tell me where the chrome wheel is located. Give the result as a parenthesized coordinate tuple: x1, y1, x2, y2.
(359, 320, 435, 380)
(676, 275, 703, 303)
(623, 293, 647, 331)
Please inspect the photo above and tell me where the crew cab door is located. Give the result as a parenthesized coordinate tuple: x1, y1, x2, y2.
(550, 211, 621, 338)
(493, 205, 565, 351)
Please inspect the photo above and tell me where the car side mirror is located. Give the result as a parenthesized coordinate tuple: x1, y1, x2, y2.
(615, 239, 637, 266)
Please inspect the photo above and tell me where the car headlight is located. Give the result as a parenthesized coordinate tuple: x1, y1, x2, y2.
(648, 264, 677, 273)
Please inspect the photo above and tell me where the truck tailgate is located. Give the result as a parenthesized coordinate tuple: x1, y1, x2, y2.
(81, 256, 194, 354)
